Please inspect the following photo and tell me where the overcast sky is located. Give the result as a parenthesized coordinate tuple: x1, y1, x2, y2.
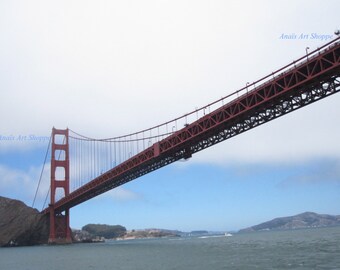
(0, 0, 339, 231)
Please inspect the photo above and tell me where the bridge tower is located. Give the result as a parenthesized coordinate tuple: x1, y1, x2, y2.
(48, 128, 72, 244)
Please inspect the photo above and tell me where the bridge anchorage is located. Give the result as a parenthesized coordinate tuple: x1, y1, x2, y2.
(43, 37, 340, 244)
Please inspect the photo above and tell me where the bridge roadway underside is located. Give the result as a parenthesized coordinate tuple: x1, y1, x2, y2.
(46, 39, 340, 214)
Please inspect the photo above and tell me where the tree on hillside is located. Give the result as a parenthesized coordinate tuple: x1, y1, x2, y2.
(82, 224, 126, 239)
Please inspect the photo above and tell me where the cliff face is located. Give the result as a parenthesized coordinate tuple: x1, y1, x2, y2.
(0, 196, 49, 247)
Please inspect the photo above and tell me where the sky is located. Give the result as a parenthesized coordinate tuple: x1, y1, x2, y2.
(0, 0, 340, 232)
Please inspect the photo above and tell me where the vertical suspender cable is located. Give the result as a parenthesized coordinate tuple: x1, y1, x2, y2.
(110, 141, 112, 170)
(91, 140, 94, 179)
(32, 135, 51, 208)
(80, 138, 82, 187)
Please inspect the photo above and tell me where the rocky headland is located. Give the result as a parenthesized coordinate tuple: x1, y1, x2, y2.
(117, 228, 181, 240)
(74, 225, 180, 242)
(0, 196, 179, 246)
(0, 196, 49, 247)
(4, 196, 338, 246)
(73, 224, 127, 242)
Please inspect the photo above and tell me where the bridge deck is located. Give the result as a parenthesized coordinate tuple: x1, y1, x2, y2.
(43, 37, 340, 214)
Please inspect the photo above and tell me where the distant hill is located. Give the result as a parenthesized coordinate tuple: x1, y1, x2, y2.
(76, 225, 180, 241)
(82, 224, 127, 239)
(190, 230, 209, 235)
(121, 229, 181, 239)
(239, 212, 340, 232)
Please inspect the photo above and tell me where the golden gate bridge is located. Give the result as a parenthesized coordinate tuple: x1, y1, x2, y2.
(32, 37, 339, 243)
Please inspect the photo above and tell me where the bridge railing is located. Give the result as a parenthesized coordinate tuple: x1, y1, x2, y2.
(63, 36, 340, 197)
(59, 36, 340, 202)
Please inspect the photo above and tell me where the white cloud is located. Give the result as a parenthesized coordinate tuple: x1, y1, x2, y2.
(0, 134, 50, 154)
(0, 164, 50, 209)
(98, 187, 142, 202)
(0, 165, 31, 190)
(0, 0, 339, 165)
(278, 160, 340, 188)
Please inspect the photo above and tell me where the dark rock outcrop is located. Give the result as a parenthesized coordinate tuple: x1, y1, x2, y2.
(239, 212, 340, 232)
(0, 196, 49, 247)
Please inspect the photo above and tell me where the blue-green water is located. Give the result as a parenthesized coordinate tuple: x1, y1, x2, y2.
(1, 227, 340, 270)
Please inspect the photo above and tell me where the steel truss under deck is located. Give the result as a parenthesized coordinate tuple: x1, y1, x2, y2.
(44, 38, 340, 214)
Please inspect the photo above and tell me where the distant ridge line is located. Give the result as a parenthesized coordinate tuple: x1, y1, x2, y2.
(239, 212, 340, 232)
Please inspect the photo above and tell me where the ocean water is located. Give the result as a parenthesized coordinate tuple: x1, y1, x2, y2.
(1, 227, 340, 270)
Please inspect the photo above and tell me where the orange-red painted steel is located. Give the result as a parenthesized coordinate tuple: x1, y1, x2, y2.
(48, 128, 72, 244)
(43, 38, 340, 215)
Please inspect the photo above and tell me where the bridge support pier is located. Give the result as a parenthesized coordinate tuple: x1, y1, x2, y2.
(48, 128, 72, 244)
(48, 207, 72, 244)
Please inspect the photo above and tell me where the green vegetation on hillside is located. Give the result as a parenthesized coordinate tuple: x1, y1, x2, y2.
(82, 224, 126, 239)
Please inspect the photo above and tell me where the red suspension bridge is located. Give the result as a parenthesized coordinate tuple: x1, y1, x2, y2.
(34, 37, 340, 243)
